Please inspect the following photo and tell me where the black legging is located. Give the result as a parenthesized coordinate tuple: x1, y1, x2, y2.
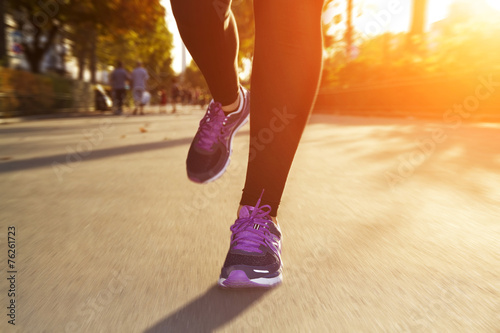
(172, 0, 325, 216)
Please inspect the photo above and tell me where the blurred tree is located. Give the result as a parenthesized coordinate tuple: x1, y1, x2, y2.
(6, 0, 62, 73)
(97, 14, 175, 90)
(323, 0, 346, 54)
(428, 0, 500, 74)
(64, 1, 104, 80)
(231, 0, 254, 67)
(65, 0, 168, 83)
(184, 60, 208, 92)
(407, 0, 428, 53)
(5, 0, 171, 78)
(0, 0, 6, 66)
(71, 23, 90, 80)
(409, 0, 427, 35)
(344, 0, 353, 59)
(322, 0, 366, 59)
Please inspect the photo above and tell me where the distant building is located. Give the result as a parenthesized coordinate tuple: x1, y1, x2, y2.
(4, 14, 108, 83)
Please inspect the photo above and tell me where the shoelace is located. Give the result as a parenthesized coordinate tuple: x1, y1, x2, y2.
(196, 102, 228, 151)
(230, 197, 277, 254)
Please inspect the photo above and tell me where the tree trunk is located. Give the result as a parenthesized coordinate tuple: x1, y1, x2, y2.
(77, 53, 86, 80)
(410, 0, 428, 36)
(0, 0, 7, 66)
(344, 0, 353, 59)
(408, 0, 428, 53)
(22, 24, 59, 73)
(25, 50, 43, 73)
(73, 25, 89, 80)
(89, 27, 97, 84)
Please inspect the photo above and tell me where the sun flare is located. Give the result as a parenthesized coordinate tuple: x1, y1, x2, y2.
(486, 0, 500, 11)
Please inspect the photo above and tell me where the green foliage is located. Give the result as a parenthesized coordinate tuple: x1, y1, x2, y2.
(232, 0, 254, 66)
(6, 0, 62, 73)
(96, 14, 175, 89)
(0, 67, 94, 115)
(68, 0, 174, 85)
(183, 61, 208, 91)
(429, 14, 500, 75)
(64, 0, 165, 35)
(321, 6, 500, 89)
(6, 0, 174, 77)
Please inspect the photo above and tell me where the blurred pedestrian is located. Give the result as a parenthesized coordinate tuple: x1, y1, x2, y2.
(172, 0, 325, 288)
(171, 79, 180, 113)
(158, 88, 168, 113)
(109, 60, 129, 114)
(131, 61, 149, 115)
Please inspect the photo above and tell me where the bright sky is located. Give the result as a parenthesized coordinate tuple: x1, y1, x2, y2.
(161, 0, 500, 74)
(162, 0, 190, 74)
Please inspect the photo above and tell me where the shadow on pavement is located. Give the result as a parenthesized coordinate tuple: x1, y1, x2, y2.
(0, 129, 250, 174)
(144, 285, 269, 333)
(0, 137, 194, 174)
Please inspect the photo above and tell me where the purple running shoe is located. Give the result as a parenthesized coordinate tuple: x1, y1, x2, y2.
(186, 86, 250, 184)
(218, 195, 282, 288)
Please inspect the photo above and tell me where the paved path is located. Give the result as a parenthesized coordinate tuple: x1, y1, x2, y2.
(1, 109, 499, 332)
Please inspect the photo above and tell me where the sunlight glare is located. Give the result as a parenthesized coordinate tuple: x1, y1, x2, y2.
(486, 0, 500, 11)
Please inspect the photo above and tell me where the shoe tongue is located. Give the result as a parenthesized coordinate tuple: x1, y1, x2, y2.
(233, 206, 269, 254)
(239, 206, 273, 222)
(238, 206, 251, 218)
(233, 228, 264, 254)
(211, 103, 224, 115)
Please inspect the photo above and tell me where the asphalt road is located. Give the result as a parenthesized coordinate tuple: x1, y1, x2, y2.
(1, 107, 499, 332)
